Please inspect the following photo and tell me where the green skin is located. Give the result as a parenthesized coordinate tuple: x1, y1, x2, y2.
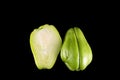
(30, 24, 62, 69)
(60, 27, 92, 71)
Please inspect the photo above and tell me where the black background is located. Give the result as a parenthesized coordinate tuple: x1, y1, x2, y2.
(4, 11, 98, 79)
(2, 3, 119, 79)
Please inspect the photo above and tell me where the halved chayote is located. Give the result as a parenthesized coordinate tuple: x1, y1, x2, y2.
(30, 24, 62, 69)
(60, 27, 93, 71)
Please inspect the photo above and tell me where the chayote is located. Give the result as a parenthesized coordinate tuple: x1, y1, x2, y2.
(30, 24, 62, 69)
(60, 27, 92, 71)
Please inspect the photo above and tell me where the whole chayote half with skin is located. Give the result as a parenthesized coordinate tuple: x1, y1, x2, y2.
(30, 24, 62, 69)
(60, 27, 93, 71)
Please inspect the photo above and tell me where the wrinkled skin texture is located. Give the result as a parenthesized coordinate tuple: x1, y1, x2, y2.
(60, 27, 92, 71)
(30, 24, 62, 69)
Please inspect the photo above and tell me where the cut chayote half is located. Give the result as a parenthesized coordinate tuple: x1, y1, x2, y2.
(30, 24, 62, 69)
(60, 27, 92, 71)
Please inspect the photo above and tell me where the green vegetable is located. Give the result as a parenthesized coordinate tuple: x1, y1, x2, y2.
(60, 27, 92, 71)
(30, 24, 62, 69)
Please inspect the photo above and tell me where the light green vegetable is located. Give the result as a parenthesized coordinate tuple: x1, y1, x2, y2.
(30, 24, 62, 69)
(60, 27, 92, 71)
